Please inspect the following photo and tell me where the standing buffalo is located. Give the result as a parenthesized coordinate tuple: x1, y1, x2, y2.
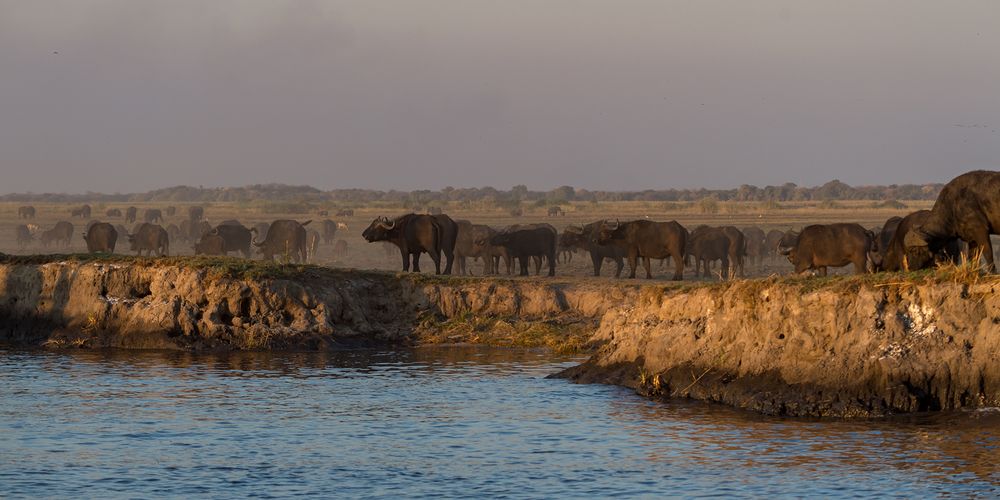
(18, 206, 36, 219)
(194, 234, 226, 255)
(15, 224, 33, 249)
(742, 227, 767, 269)
(144, 208, 163, 224)
(904, 170, 1000, 272)
(764, 229, 785, 262)
(128, 223, 169, 256)
(83, 223, 117, 253)
(166, 223, 182, 244)
(39, 221, 74, 248)
(252, 220, 311, 263)
(778, 223, 873, 276)
(547, 206, 565, 217)
(560, 223, 625, 277)
(490, 227, 557, 276)
(362, 214, 457, 274)
(596, 219, 687, 280)
(873, 216, 904, 267)
(125, 206, 138, 224)
(882, 211, 963, 272)
(208, 222, 253, 257)
(322, 220, 338, 245)
(721, 226, 747, 277)
(336, 209, 354, 217)
(106, 208, 122, 217)
(188, 206, 205, 240)
(687, 226, 732, 279)
(71, 205, 92, 219)
(455, 220, 499, 275)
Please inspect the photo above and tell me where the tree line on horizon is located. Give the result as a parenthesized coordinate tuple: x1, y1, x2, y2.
(0, 179, 943, 205)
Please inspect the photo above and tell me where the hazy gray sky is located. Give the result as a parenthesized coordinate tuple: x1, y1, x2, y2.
(2, 0, 998, 193)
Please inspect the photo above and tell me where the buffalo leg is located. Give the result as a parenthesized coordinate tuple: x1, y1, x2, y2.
(412, 253, 422, 273)
(518, 256, 529, 276)
(400, 248, 410, 271)
(430, 250, 442, 275)
(643, 257, 652, 279)
(456, 255, 466, 275)
(720, 256, 729, 280)
(969, 230, 996, 273)
(627, 251, 639, 279)
(591, 252, 603, 276)
(547, 250, 556, 277)
(613, 257, 624, 278)
(671, 249, 684, 281)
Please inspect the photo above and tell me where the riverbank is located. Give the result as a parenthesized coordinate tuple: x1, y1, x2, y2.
(2, 253, 998, 417)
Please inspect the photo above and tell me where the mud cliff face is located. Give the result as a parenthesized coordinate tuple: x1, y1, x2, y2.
(558, 277, 1000, 417)
(0, 256, 611, 351)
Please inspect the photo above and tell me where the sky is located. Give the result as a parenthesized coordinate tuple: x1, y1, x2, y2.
(1, 0, 999, 193)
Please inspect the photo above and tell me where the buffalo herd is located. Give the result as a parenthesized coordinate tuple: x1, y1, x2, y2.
(5, 170, 999, 278)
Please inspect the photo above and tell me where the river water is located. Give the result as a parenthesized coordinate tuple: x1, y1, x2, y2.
(1, 346, 998, 498)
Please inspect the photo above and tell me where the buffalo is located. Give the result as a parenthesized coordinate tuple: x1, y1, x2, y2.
(547, 206, 565, 217)
(336, 209, 354, 217)
(125, 206, 138, 224)
(144, 208, 163, 224)
(560, 223, 625, 277)
(362, 214, 457, 274)
(128, 223, 169, 256)
(904, 170, 1000, 272)
(720, 226, 747, 277)
(875, 216, 903, 265)
(165, 206, 177, 217)
(71, 204, 92, 219)
(106, 208, 123, 217)
(490, 227, 557, 276)
(252, 220, 311, 263)
(83, 223, 117, 253)
(166, 223, 182, 244)
(455, 220, 501, 275)
(209, 223, 253, 258)
(742, 227, 767, 269)
(322, 220, 338, 245)
(687, 226, 732, 279)
(595, 219, 687, 280)
(764, 229, 785, 262)
(17, 206, 36, 219)
(334, 239, 349, 256)
(39, 221, 74, 248)
(194, 234, 227, 255)
(778, 223, 873, 276)
(15, 224, 33, 249)
(883, 211, 963, 272)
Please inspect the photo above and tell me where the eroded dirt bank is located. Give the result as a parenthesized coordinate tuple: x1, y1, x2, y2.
(0, 254, 614, 351)
(557, 275, 1000, 417)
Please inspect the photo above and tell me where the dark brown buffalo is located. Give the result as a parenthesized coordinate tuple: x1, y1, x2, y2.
(128, 223, 169, 256)
(547, 206, 564, 217)
(144, 208, 163, 224)
(336, 209, 354, 217)
(188, 206, 206, 240)
(904, 170, 1000, 272)
(188, 206, 205, 221)
(106, 208, 122, 217)
(177, 219, 194, 243)
(363, 214, 454, 274)
(322, 220, 338, 245)
(883, 211, 963, 272)
(252, 220, 310, 263)
(15, 224, 32, 248)
(561, 222, 626, 277)
(125, 206, 138, 224)
(193, 234, 226, 255)
(875, 216, 904, 265)
(306, 230, 321, 262)
(778, 223, 873, 276)
(490, 227, 557, 276)
(39, 221, 74, 248)
(455, 220, 500, 275)
(18, 206, 36, 219)
(742, 227, 766, 269)
(83, 222, 117, 253)
(720, 226, 747, 277)
(596, 219, 687, 280)
(209, 223, 253, 257)
(687, 226, 731, 278)
(764, 229, 785, 261)
(71, 205, 91, 219)
(165, 206, 177, 217)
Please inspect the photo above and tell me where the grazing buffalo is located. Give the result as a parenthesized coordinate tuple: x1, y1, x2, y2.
(596, 219, 687, 280)
(71, 205, 92, 219)
(490, 227, 557, 276)
(252, 220, 311, 263)
(455, 220, 499, 275)
(742, 227, 767, 269)
(764, 229, 785, 262)
(83, 222, 117, 253)
(322, 220, 338, 245)
(687, 226, 732, 279)
(144, 208, 163, 224)
(362, 214, 454, 274)
(548, 206, 565, 217)
(165, 206, 177, 217)
(336, 209, 354, 217)
(334, 239, 349, 256)
(15, 224, 33, 248)
(209, 223, 253, 257)
(778, 223, 873, 276)
(165, 223, 182, 244)
(904, 170, 1000, 272)
(106, 208, 122, 217)
(306, 230, 321, 262)
(128, 223, 169, 256)
(560, 223, 626, 277)
(883, 211, 963, 272)
(193, 234, 227, 255)
(875, 216, 904, 265)
(18, 206, 36, 219)
(125, 206, 138, 224)
(39, 221, 74, 248)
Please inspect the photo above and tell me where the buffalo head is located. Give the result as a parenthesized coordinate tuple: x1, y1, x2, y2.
(594, 219, 621, 245)
(362, 216, 397, 242)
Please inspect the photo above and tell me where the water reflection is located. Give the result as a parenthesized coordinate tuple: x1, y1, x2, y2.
(2, 346, 999, 497)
